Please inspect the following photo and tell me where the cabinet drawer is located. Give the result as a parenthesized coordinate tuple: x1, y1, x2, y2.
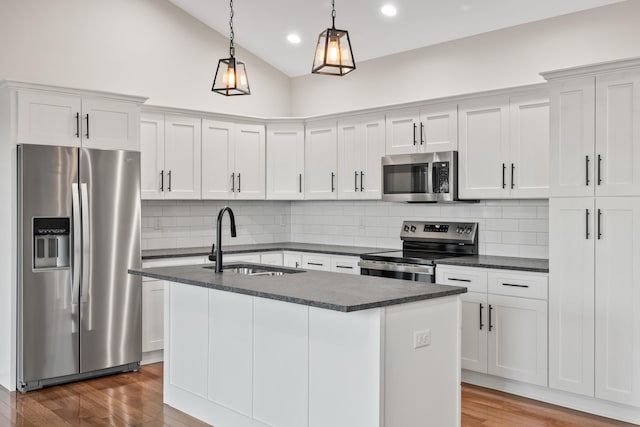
(302, 254, 331, 271)
(330, 256, 360, 275)
(488, 271, 548, 300)
(436, 266, 488, 293)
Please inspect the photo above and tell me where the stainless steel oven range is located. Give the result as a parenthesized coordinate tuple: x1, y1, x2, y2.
(358, 220, 478, 282)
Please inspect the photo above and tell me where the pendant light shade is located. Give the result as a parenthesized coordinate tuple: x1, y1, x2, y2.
(312, 0, 355, 76)
(212, 0, 250, 96)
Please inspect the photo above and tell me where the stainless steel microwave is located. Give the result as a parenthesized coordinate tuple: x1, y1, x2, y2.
(381, 151, 458, 202)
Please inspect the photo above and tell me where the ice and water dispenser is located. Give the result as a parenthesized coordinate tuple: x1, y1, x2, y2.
(32, 217, 70, 270)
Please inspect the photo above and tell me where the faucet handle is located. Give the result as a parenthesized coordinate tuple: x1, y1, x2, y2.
(208, 244, 216, 262)
(210, 243, 215, 254)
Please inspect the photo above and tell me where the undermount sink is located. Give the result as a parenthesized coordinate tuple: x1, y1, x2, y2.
(203, 263, 303, 276)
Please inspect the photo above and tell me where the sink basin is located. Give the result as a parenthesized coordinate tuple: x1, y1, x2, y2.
(203, 263, 303, 276)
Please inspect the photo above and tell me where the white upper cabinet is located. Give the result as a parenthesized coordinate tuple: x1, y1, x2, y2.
(385, 103, 457, 154)
(459, 89, 550, 199)
(509, 92, 550, 198)
(458, 96, 511, 199)
(547, 65, 640, 198)
(202, 120, 233, 199)
(595, 70, 640, 197)
(140, 112, 165, 200)
(16, 88, 142, 151)
(266, 123, 304, 200)
(305, 121, 337, 200)
(202, 120, 265, 200)
(337, 114, 385, 200)
(164, 116, 202, 200)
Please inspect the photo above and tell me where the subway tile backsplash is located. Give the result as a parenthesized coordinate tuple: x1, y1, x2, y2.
(142, 199, 549, 259)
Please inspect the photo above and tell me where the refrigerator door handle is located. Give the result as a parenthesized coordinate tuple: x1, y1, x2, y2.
(80, 183, 91, 305)
(71, 184, 82, 305)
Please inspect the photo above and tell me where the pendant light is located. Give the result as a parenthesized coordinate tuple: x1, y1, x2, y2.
(212, 0, 250, 96)
(311, 0, 356, 76)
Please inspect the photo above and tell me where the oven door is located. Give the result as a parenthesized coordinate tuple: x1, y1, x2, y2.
(358, 260, 435, 283)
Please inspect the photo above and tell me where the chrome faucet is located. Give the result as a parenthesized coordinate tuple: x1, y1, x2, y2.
(214, 206, 237, 273)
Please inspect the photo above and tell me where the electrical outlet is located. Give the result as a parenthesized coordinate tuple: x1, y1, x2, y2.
(413, 329, 431, 349)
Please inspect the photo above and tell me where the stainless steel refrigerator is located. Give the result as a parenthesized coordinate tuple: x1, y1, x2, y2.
(17, 144, 142, 392)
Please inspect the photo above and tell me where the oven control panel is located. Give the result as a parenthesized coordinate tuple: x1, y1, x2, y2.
(400, 221, 477, 244)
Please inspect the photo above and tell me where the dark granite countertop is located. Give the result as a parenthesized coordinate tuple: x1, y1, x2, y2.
(129, 264, 466, 312)
(436, 255, 549, 273)
(142, 242, 392, 260)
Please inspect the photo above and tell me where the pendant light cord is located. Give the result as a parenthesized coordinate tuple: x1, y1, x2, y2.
(331, 0, 336, 29)
(229, 0, 235, 57)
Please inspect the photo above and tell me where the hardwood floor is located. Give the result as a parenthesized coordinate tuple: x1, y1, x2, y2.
(0, 364, 634, 426)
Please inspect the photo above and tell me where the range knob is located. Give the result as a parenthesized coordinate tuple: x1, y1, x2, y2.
(456, 227, 462, 233)
(465, 227, 472, 234)
(410, 225, 417, 232)
(403, 225, 410, 232)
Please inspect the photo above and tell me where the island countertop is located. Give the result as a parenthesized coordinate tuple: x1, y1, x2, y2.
(129, 264, 466, 312)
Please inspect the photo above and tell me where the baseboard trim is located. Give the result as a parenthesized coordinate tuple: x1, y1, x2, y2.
(462, 370, 640, 425)
(141, 350, 163, 366)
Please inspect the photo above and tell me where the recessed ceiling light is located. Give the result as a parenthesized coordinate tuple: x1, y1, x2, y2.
(380, 5, 397, 17)
(287, 34, 301, 44)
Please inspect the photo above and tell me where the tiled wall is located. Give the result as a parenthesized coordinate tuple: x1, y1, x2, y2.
(290, 200, 549, 258)
(143, 199, 549, 259)
(141, 200, 291, 250)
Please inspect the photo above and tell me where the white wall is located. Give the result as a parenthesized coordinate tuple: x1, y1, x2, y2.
(290, 200, 549, 259)
(0, 0, 292, 117)
(291, 0, 640, 116)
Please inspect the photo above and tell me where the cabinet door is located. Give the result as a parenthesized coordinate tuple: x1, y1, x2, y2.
(140, 112, 165, 200)
(385, 109, 419, 154)
(81, 98, 139, 151)
(283, 252, 303, 269)
(487, 294, 547, 387)
(201, 120, 233, 199)
(509, 92, 550, 198)
(16, 90, 82, 147)
(266, 124, 304, 200)
(142, 280, 165, 352)
(460, 292, 488, 373)
(595, 70, 640, 196)
(360, 115, 385, 200)
(420, 103, 458, 152)
(549, 77, 595, 197)
(164, 116, 201, 200)
(595, 197, 640, 406)
(548, 197, 596, 396)
(458, 97, 510, 199)
(234, 123, 265, 200)
(337, 119, 361, 199)
(305, 123, 337, 200)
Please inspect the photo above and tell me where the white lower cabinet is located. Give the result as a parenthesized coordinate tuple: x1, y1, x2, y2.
(142, 279, 165, 353)
(550, 197, 640, 407)
(437, 265, 548, 387)
(283, 252, 303, 269)
(260, 252, 283, 266)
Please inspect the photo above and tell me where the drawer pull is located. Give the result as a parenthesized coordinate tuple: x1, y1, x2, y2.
(449, 277, 471, 283)
(308, 262, 324, 266)
(501, 282, 529, 288)
(336, 265, 353, 269)
(479, 304, 484, 330)
(489, 305, 494, 331)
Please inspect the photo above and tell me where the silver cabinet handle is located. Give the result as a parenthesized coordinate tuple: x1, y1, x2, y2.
(75, 112, 80, 138)
(597, 154, 602, 185)
(585, 155, 590, 186)
(585, 209, 590, 239)
(160, 170, 164, 192)
(238, 173, 241, 193)
(360, 171, 364, 192)
(167, 170, 172, 192)
(511, 163, 515, 189)
(231, 172, 235, 192)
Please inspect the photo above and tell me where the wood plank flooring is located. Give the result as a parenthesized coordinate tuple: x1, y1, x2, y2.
(0, 363, 634, 426)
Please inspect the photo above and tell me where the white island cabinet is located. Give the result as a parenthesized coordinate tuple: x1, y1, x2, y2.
(149, 268, 463, 427)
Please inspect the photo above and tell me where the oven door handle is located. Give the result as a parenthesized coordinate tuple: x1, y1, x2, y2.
(358, 260, 434, 275)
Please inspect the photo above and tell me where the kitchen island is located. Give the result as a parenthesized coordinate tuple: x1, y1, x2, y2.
(129, 263, 467, 427)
